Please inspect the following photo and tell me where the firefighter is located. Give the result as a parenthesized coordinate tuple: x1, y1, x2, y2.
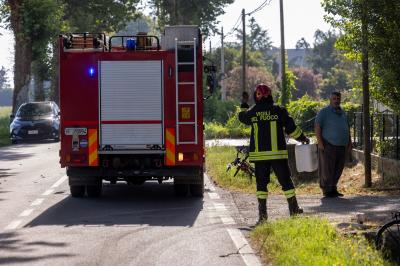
(239, 84, 310, 224)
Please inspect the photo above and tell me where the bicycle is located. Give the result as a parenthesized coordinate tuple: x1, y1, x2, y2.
(226, 146, 255, 179)
(375, 211, 400, 260)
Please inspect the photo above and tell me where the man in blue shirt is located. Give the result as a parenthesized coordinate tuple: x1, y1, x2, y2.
(315, 91, 352, 197)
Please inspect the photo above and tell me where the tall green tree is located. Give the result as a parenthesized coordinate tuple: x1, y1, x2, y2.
(323, 0, 400, 113)
(1, 0, 63, 112)
(149, 0, 234, 36)
(308, 30, 340, 78)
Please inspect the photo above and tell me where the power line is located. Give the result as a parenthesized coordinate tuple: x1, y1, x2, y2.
(225, 13, 242, 37)
(246, 0, 272, 16)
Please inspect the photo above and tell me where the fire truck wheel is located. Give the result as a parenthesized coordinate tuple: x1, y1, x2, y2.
(174, 184, 189, 197)
(70, 185, 85, 198)
(190, 184, 204, 197)
(86, 184, 102, 198)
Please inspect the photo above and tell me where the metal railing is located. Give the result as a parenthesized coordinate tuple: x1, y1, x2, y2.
(351, 111, 400, 160)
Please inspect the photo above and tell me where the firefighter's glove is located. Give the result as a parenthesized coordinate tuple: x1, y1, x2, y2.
(297, 134, 310, 144)
(241, 91, 249, 108)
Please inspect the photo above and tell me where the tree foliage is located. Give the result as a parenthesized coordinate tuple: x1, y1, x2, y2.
(292, 67, 321, 99)
(224, 66, 277, 101)
(323, 0, 400, 113)
(149, 0, 234, 36)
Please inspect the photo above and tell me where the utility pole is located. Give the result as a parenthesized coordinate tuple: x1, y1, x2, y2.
(242, 8, 246, 93)
(362, 0, 372, 187)
(221, 27, 226, 101)
(279, 0, 287, 106)
(209, 40, 212, 54)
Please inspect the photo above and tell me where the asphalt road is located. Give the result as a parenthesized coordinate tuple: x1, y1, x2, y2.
(0, 142, 261, 266)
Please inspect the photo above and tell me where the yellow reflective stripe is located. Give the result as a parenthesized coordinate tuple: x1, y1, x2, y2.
(249, 154, 288, 161)
(290, 126, 302, 139)
(240, 108, 248, 111)
(270, 121, 278, 151)
(284, 189, 296, 198)
(250, 150, 288, 156)
(256, 191, 268, 199)
(253, 123, 259, 152)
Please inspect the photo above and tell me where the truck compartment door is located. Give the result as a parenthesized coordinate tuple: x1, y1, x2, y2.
(99, 60, 163, 150)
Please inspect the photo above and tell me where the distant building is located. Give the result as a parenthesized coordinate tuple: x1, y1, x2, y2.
(268, 48, 312, 75)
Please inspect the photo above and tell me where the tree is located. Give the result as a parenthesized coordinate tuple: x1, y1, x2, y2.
(0, 0, 63, 112)
(63, 0, 139, 33)
(0, 66, 9, 90)
(224, 66, 277, 101)
(291, 67, 321, 99)
(235, 17, 273, 69)
(149, 0, 234, 36)
(295, 37, 310, 50)
(308, 30, 340, 78)
(323, 0, 400, 113)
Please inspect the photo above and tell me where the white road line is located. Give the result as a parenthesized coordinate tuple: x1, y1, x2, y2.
(213, 203, 227, 211)
(208, 192, 220, 199)
(30, 198, 44, 206)
(51, 175, 67, 188)
(227, 229, 262, 266)
(42, 188, 54, 196)
(19, 209, 34, 217)
(220, 216, 235, 225)
(4, 220, 23, 230)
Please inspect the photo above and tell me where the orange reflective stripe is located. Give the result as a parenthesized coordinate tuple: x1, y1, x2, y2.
(165, 128, 176, 166)
(88, 129, 99, 166)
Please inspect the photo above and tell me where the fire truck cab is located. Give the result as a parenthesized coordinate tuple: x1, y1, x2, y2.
(58, 26, 206, 198)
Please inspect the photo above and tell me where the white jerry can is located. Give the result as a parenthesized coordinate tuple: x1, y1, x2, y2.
(295, 143, 318, 172)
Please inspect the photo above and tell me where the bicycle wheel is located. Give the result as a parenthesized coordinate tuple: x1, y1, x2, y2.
(375, 219, 400, 258)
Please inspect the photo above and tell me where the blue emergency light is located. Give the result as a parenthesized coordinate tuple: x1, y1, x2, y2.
(88, 67, 95, 77)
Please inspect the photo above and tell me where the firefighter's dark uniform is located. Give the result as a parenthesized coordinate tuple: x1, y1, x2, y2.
(239, 97, 305, 221)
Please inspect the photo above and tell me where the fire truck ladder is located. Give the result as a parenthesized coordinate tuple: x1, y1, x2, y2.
(175, 38, 198, 145)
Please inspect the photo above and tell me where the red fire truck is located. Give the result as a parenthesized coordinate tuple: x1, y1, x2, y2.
(59, 26, 209, 198)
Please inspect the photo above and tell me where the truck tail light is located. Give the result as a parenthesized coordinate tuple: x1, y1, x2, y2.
(178, 152, 198, 162)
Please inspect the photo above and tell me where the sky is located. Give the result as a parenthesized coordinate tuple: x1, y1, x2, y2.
(0, 0, 331, 88)
(208, 0, 331, 49)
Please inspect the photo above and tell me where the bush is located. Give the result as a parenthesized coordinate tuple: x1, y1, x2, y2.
(287, 95, 324, 132)
(205, 107, 251, 139)
(203, 93, 238, 124)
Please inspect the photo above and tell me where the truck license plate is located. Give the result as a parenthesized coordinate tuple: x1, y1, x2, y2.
(28, 130, 38, 135)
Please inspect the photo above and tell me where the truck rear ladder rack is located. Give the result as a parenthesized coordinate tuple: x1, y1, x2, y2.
(175, 38, 198, 145)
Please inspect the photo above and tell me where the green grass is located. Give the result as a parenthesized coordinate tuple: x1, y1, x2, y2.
(251, 216, 391, 266)
(0, 106, 12, 147)
(205, 146, 281, 193)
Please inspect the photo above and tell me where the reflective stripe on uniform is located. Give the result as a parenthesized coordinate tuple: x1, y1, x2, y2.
(284, 189, 296, 199)
(290, 126, 302, 139)
(249, 154, 288, 161)
(256, 191, 268, 199)
(270, 121, 278, 151)
(240, 108, 248, 111)
(249, 150, 288, 161)
(253, 123, 259, 152)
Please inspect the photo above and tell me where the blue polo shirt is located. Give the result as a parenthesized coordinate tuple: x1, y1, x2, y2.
(315, 105, 349, 146)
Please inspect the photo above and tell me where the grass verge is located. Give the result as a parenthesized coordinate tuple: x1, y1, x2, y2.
(206, 146, 399, 195)
(0, 106, 11, 147)
(251, 216, 391, 266)
(205, 146, 281, 194)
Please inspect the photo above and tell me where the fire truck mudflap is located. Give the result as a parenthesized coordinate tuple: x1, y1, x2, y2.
(59, 27, 205, 198)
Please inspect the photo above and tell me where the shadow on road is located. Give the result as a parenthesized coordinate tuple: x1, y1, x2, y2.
(0, 140, 57, 162)
(0, 232, 73, 264)
(25, 181, 204, 228)
(308, 195, 400, 222)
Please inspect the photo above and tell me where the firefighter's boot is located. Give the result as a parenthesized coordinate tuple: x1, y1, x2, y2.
(256, 198, 268, 225)
(287, 196, 303, 216)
